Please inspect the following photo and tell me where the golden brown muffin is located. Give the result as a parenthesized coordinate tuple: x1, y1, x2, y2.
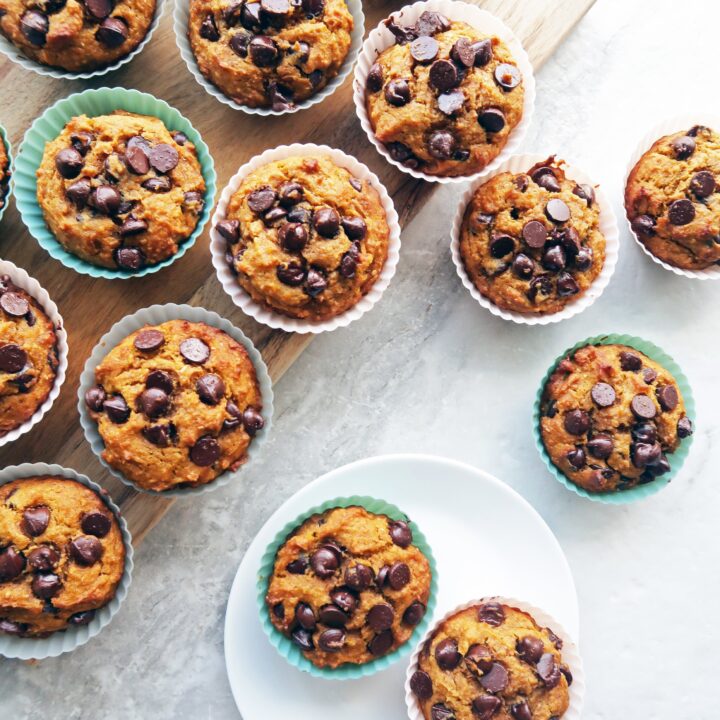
(0, 276, 59, 438)
(0, 476, 125, 637)
(365, 11, 524, 177)
(0, 135, 9, 212)
(84, 319, 265, 492)
(265, 505, 431, 668)
(409, 601, 572, 720)
(218, 155, 390, 321)
(460, 158, 605, 315)
(625, 125, 720, 270)
(0, 0, 156, 72)
(187, 0, 353, 111)
(540, 343, 694, 493)
(36, 111, 206, 271)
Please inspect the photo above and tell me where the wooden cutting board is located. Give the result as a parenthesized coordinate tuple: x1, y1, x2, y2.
(0, 0, 595, 543)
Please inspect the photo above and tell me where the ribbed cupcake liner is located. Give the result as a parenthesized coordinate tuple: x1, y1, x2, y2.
(14, 87, 217, 279)
(532, 333, 696, 504)
(77, 303, 273, 496)
(450, 153, 619, 325)
(0, 463, 134, 660)
(256, 495, 438, 679)
(0, 122, 12, 225)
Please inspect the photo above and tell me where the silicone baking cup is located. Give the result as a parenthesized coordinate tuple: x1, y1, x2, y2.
(256, 495, 438, 679)
(0, 260, 68, 448)
(404, 596, 585, 720)
(533, 334, 695, 504)
(77, 303, 273, 497)
(174, 0, 364, 116)
(13, 87, 217, 280)
(624, 111, 720, 280)
(0, 123, 12, 225)
(0, 0, 165, 80)
(451, 153, 619, 325)
(353, 0, 535, 184)
(210, 143, 401, 333)
(0, 463, 134, 660)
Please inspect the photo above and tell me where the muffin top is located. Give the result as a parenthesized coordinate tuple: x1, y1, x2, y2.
(0, 135, 9, 211)
(0, 476, 125, 637)
(0, 275, 59, 438)
(540, 343, 693, 493)
(187, 0, 353, 110)
(36, 111, 205, 271)
(0, 0, 156, 72)
(219, 155, 390, 321)
(625, 125, 720, 270)
(410, 601, 571, 720)
(85, 319, 265, 492)
(265, 505, 432, 668)
(365, 11, 524, 177)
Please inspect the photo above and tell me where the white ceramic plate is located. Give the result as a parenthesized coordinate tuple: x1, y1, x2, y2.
(224, 454, 578, 719)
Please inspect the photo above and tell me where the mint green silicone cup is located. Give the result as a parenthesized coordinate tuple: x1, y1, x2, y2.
(0, 123, 12, 225)
(257, 495, 438, 679)
(533, 334, 695, 504)
(13, 87, 216, 279)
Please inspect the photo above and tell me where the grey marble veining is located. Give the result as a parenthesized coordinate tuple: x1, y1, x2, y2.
(2, 0, 719, 717)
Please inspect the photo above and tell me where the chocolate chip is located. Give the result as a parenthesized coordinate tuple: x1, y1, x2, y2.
(410, 670, 433, 700)
(195, 374, 225, 405)
(573, 246, 593, 271)
(489, 234, 514, 258)
(31, 573, 62, 600)
(70, 535, 103, 566)
(428, 130, 455, 160)
(22, 506, 50, 536)
(510, 701, 532, 720)
(339, 249, 358, 279)
(89, 184, 121, 215)
(147, 144, 179, 174)
(435, 637, 461, 670)
(142, 176, 172, 193)
(249, 35, 278, 66)
(141, 424, 171, 447)
(677, 416, 694, 438)
(104, 394, 130, 423)
(591, 382, 616, 407)
(294, 602, 316, 629)
(668, 198, 695, 225)
(119, 215, 147, 237)
(631, 394, 657, 419)
(286, 555, 309, 574)
(139, 388, 169, 419)
(305, 267, 328, 297)
(301, 0, 323, 17)
(387, 141, 419, 168)
(620, 351, 642, 371)
(55, 147, 84, 179)
(215, 220, 240, 244)
(368, 629, 393, 656)
(0, 344, 27, 373)
(472, 696, 502, 720)
(494, 63, 521, 90)
(414, 10, 450, 36)
(229, 31, 250, 57)
(522, 220, 548, 248)
(385, 79, 411, 106)
(534, 170, 560, 193)
(478, 107, 505, 133)
(631, 214, 656, 236)
(318, 628, 345, 652)
(367, 603, 394, 631)
(277, 262, 306, 286)
(276, 222, 306, 252)
(329, 589, 356, 615)
(291, 627, 314, 650)
(343, 563, 373, 591)
(242, 407, 264, 436)
(537, 652, 561, 687)
(0, 546, 25, 581)
(477, 602, 505, 626)
(27, 545, 60, 571)
(466, 643, 493, 674)
(410, 35, 438, 63)
(672, 135, 695, 159)
(133, 329, 164, 353)
(318, 603, 348, 627)
(471, 38, 492, 66)
(632, 422, 657, 444)
(190, 436, 220, 466)
(339, 216, 366, 241)
(367, 62, 383, 92)
(545, 198, 571, 223)
(450, 37, 475, 66)
(657, 384, 678, 411)
(388, 519, 412, 547)
(20, 9, 48, 45)
(125, 141, 150, 175)
(268, 82, 294, 111)
(200, 13, 220, 40)
(690, 170, 715, 199)
(542, 244, 566, 271)
(180, 337, 210, 364)
(508, 253, 533, 279)
(84, 385, 106, 412)
(429, 59, 459, 92)
(403, 600, 425, 626)
(96, 17, 128, 47)
(632, 441, 662, 468)
(66, 178, 92, 208)
(310, 546, 338, 579)
(556, 272, 579, 296)
(566, 447, 586, 469)
(261, 0, 289, 16)
(587, 433, 613, 459)
(69, 610, 96, 626)
(388, 561, 410, 589)
(516, 635, 544, 664)
(573, 183, 595, 206)
(431, 704, 455, 720)
(146, 370, 174, 394)
(114, 246, 145, 271)
(238, 1, 261, 28)
(79, 511, 111, 538)
(564, 409, 590, 436)
(375, 565, 389, 589)
(480, 663, 508, 693)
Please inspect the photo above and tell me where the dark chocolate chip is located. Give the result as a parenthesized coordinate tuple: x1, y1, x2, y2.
(229, 31, 250, 57)
(114, 247, 145, 271)
(450, 36, 475, 66)
(410, 35, 438, 63)
(573, 183, 595, 206)
(545, 198, 571, 223)
(494, 63, 521, 89)
(142, 176, 172, 193)
(566, 447, 585, 469)
(472, 38, 492, 66)
(431, 704, 455, 720)
(89, 184, 121, 215)
(104, 394, 130, 423)
(196, 374, 225, 405)
(367, 62, 383, 92)
(310, 207, 339, 238)
(564, 409, 590, 436)
(329, 588, 357, 615)
(428, 130, 455, 160)
(180, 337, 210, 364)
(672, 135, 695, 159)
(0, 292, 28, 318)
(148, 144, 179, 174)
(516, 635, 544, 664)
(389, 519, 412, 547)
(537, 652, 561, 688)
(200, 13, 220, 40)
(291, 627, 314, 650)
(295, 602, 316, 630)
(510, 701, 532, 720)
(145, 370, 173, 394)
(139, 388, 169, 419)
(341, 216, 366, 241)
(480, 663, 508, 693)
(190, 436, 220, 466)
(402, 600, 425, 626)
(81, 511, 111, 538)
(286, 555, 309, 574)
(542, 244, 566, 271)
(305, 267, 328, 297)
(388, 561, 410, 589)
(522, 220, 548, 248)
(478, 107, 505, 132)
(556, 272, 579, 296)
(631, 394, 657, 419)
(268, 82, 294, 111)
(27, 545, 60, 571)
(466, 643, 494, 674)
(367, 603, 394, 631)
(677, 416, 694, 438)
(216, 219, 240, 243)
(345, 563, 373, 591)
(20, 9, 48, 45)
(32, 573, 62, 599)
(587, 433, 613, 459)
(368, 629, 393, 656)
(472, 696, 502, 720)
(70, 535, 102, 566)
(435, 637, 462, 670)
(573, 246, 593, 271)
(620, 351, 642, 371)
(249, 35, 279, 66)
(69, 610, 96, 626)
(301, 0, 323, 17)
(534, 170, 560, 193)
(429, 59, 459, 92)
(310, 546, 338, 579)
(490, 234, 514, 258)
(631, 214, 656, 236)
(0, 546, 25, 581)
(656, 384, 678, 412)
(632, 422, 657, 444)
(125, 141, 150, 175)
(512, 253, 534, 279)
(591, 382, 616, 407)
(134, 329, 164, 352)
(22, 506, 50, 536)
(55, 147, 84, 179)
(632, 441, 662, 468)
(84, 385, 106, 412)
(277, 262, 306, 286)
(668, 199, 695, 226)
(318, 628, 345, 652)
(477, 602, 505, 626)
(119, 216, 148, 236)
(241, 407, 263, 436)
(318, 603, 348, 627)
(410, 670, 433, 700)
(690, 170, 715, 199)
(0, 344, 27, 373)
(385, 79, 411, 106)
(66, 178, 92, 208)
(414, 10, 450, 36)
(96, 16, 128, 47)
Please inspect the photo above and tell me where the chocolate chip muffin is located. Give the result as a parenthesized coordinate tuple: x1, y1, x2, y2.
(0, 276, 59, 439)
(540, 343, 694, 494)
(218, 154, 390, 321)
(0, 134, 9, 213)
(265, 505, 432, 668)
(460, 158, 605, 315)
(0, 476, 125, 637)
(36, 111, 206, 272)
(0, 0, 156, 72)
(625, 125, 720, 270)
(84, 319, 265, 492)
(409, 601, 572, 720)
(365, 11, 524, 177)
(187, 0, 353, 111)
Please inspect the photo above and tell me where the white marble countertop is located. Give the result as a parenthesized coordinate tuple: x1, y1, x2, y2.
(2, 0, 718, 717)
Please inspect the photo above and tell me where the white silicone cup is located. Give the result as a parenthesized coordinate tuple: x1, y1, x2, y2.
(77, 303, 274, 497)
(624, 112, 720, 280)
(0, 463, 134, 660)
(353, 0, 535, 184)
(0, 260, 68, 447)
(173, 0, 364, 116)
(405, 596, 585, 720)
(0, 0, 165, 80)
(450, 153, 619, 325)
(210, 143, 401, 333)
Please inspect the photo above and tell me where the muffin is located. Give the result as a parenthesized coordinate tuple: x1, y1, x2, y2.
(625, 124, 720, 270)
(187, 0, 354, 111)
(0, 134, 9, 213)
(0, 0, 156, 73)
(409, 601, 572, 720)
(265, 505, 432, 668)
(84, 319, 265, 492)
(0, 275, 59, 438)
(217, 154, 390, 321)
(540, 343, 694, 494)
(365, 10, 524, 177)
(459, 158, 605, 315)
(36, 111, 206, 271)
(0, 476, 125, 637)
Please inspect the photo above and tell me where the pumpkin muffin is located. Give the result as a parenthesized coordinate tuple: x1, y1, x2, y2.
(36, 111, 205, 271)
(265, 505, 432, 668)
(0, 0, 156, 73)
(540, 343, 694, 494)
(218, 154, 390, 321)
(0, 275, 59, 439)
(365, 10, 524, 177)
(187, 0, 353, 111)
(0, 476, 125, 637)
(409, 601, 572, 720)
(0, 134, 9, 213)
(460, 158, 605, 315)
(84, 319, 265, 492)
(625, 124, 720, 270)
